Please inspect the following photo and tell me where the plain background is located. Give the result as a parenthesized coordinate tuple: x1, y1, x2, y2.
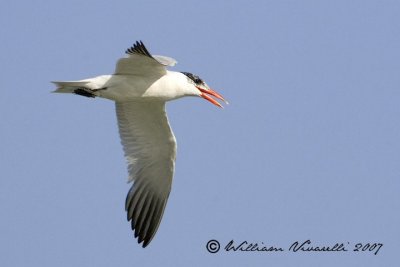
(0, 0, 398, 266)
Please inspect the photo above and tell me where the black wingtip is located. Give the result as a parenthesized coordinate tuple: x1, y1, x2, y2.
(142, 240, 150, 248)
(125, 182, 167, 248)
(125, 40, 153, 58)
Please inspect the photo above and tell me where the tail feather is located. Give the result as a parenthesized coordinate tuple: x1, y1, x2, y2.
(52, 80, 90, 94)
(51, 75, 110, 97)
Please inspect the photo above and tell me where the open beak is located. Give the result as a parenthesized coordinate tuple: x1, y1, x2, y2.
(197, 87, 228, 108)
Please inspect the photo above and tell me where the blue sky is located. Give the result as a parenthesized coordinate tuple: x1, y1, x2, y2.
(0, 0, 398, 266)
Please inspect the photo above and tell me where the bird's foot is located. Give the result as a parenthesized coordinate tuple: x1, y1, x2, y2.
(73, 87, 107, 98)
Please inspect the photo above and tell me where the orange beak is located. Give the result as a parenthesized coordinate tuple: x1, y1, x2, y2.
(197, 87, 228, 108)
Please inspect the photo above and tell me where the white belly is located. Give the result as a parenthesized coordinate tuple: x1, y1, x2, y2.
(98, 74, 181, 102)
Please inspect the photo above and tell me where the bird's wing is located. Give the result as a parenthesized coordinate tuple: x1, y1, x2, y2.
(116, 100, 177, 247)
(114, 41, 177, 76)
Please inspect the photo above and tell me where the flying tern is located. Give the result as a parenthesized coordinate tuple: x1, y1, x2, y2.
(52, 41, 227, 247)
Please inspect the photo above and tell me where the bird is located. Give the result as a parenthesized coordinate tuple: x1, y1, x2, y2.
(52, 41, 227, 247)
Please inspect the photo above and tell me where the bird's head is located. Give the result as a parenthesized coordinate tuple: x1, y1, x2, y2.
(181, 72, 228, 108)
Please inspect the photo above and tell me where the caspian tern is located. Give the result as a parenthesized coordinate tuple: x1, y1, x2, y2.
(52, 41, 227, 247)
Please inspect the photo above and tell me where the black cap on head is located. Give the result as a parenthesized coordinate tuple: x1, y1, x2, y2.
(181, 72, 204, 85)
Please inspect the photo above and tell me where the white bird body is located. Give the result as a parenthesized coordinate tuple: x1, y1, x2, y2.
(53, 71, 199, 101)
(52, 41, 226, 247)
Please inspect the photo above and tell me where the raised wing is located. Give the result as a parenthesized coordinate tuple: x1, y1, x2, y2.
(114, 41, 177, 76)
(116, 101, 177, 247)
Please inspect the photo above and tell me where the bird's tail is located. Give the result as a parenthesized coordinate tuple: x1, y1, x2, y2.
(51, 80, 99, 98)
(51, 80, 90, 94)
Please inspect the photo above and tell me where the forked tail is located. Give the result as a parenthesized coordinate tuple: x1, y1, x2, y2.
(52, 81, 97, 98)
